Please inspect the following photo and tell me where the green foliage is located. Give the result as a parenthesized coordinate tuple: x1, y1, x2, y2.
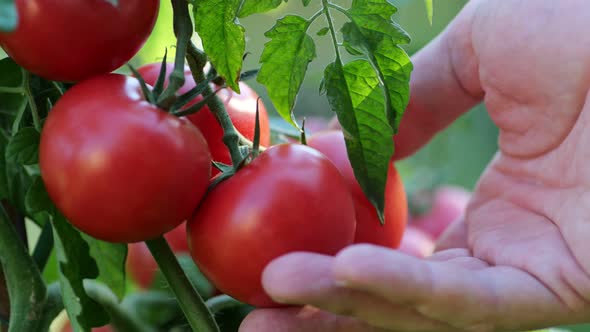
(193, 0, 245, 92)
(238, 0, 287, 17)
(5, 127, 39, 165)
(258, 15, 316, 129)
(0, 0, 17, 32)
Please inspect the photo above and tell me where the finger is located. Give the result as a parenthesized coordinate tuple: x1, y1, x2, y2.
(435, 216, 469, 251)
(239, 307, 389, 332)
(333, 244, 579, 331)
(262, 253, 457, 332)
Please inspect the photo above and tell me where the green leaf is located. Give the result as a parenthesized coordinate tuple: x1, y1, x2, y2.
(324, 60, 393, 223)
(5, 127, 39, 165)
(302, 0, 311, 6)
(238, 0, 287, 18)
(344, 0, 413, 132)
(53, 213, 110, 330)
(0, 0, 17, 33)
(24, 176, 54, 218)
(316, 27, 330, 36)
(258, 15, 316, 129)
(425, 0, 433, 25)
(194, 0, 245, 92)
(82, 234, 128, 300)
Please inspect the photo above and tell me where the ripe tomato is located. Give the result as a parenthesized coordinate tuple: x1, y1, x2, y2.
(187, 144, 356, 307)
(308, 131, 408, 249)
(40, 74, 211, 243)
(127, 223, 190, 288)
(0, 0, 158, 82)
(137, 63, 271, 175)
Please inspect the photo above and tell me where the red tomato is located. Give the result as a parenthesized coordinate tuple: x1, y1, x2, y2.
(127, 223, 190, 288)
(187, 144, 356, 307)
(63, 321, 112, 332)
(137, 63, 271, 175)
(308, 131, 408, 249)
(0, 0, 158, 82)
(40, 74, 211, 243)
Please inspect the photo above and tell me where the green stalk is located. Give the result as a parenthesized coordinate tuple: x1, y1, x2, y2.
(186, 43, 244, 169)
(0, 205, 46, 332)
(146, 237, 219, 332)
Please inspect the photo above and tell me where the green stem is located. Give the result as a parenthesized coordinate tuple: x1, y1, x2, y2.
(322, 0, 342, 62)
(84, 280, 155, 332)
(32, 222, 54, 273)
(36, 283, 64, 332)
(0, 205, 46, 332)
(146, 237, 219, 332)
(205, 295, 243, 314)
(157, 0, 193, 109)
(23, 73, 41, 132)
(187, 44, 244, 170)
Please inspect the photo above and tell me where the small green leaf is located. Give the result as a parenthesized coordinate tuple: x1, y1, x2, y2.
(5, 127, 39, 165)
(194, 0, 245, 92)
(82, 235, 128, 300)
(344, 0, 413, 132)
(0, 0, 17, 33)
(324, 60, 394, 223)
(238, 0, 287, 18)
(425, 0, 433, 25)
(316, 27, 330, 36)
(302, 0, 312, 6)
(53, 214, 110, 330)
(24, 176, 54, 217)
(258, 15, 316, 129)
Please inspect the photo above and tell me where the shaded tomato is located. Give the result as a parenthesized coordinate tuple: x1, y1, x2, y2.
(127, 223, 190, 288)
(411, 186, 471, 239)
(308, 131, 408, 249)
(137, 63, 270, 175)
(187, 144, 356, 307)
(0, 0, 159, 82)
(40, 74, 211, 243)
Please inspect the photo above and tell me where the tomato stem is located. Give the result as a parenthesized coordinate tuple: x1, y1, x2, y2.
(0, 204, 46, 332)
(146, 236, 219, 332)
(187, 42, 245, 170)
(205, 295, 243, 314)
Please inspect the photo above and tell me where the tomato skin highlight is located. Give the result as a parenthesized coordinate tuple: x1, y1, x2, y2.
(39, 74, 211, 243)
(308, 131, 408, 249)
(137, 63, 271, 175)
(187, 144, 356, 307)
(0, 0, 159, 82)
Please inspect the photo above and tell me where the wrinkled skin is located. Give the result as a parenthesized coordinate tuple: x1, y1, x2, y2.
(0, 0, 158, 82)
(239, 1, 590, 331)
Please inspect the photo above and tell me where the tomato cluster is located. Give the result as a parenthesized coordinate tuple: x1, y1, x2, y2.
(6, 0, 410, 310)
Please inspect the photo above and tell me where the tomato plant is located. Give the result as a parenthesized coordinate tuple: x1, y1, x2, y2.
(308, 131, 408, 249)
(0, 0, 159, 82)
(39, 74, 212, 243)
(187, 144, 357, 307)
(137, 62, 271, 175)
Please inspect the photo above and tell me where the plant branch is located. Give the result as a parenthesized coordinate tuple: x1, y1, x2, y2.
(0, 205, 46, 332)
(186, 45, 244, 170)
(146, 237, 219, 332)
(23, 73, 41, 132)
(157, 0, 193, 109)
(322, 0, 342, 62)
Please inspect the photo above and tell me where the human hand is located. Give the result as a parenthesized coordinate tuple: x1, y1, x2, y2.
(239, 0, 590, 331)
